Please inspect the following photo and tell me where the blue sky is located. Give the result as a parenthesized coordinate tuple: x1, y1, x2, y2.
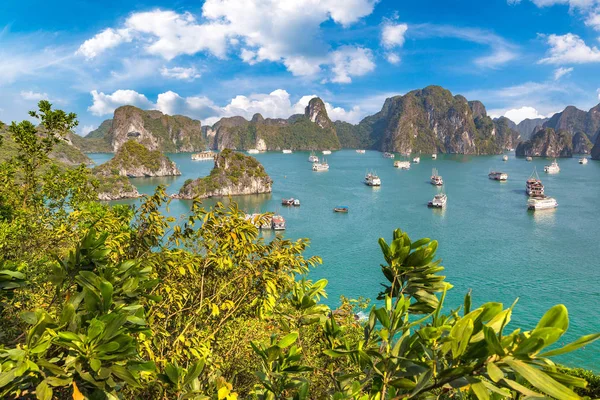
(1, 0, 600, 134)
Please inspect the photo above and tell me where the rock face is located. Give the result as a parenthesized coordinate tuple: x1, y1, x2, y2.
(94, 140, 181, 178)
(516, 128, 573, 158)
(515, 118, 549, 139)
(73, 106, 205, 153)
(591, 134, 600, 160)
(337, 86, 519, 154)
(206, 98, 340, 151)
(175, 149, 272, 199)
(572, 132, 593, 154)
(543, 105, 600, 142)
(96, 175, 141, 201)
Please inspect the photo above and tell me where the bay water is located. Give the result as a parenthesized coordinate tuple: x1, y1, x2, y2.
(88, 151, 600, 370)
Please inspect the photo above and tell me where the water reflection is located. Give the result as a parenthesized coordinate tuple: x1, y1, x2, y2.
(530, 208, 557, 225)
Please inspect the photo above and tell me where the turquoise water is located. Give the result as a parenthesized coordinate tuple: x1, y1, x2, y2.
(88, 151, 600, 370)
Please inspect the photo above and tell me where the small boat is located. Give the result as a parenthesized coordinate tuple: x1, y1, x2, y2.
(247, 149, 260, 154)
(579, 157, 588, 164)
(432, 154, 437, 160)
(356, 149, 366, 154)
(191, 151, 217, 161)
(503, 155, 509, 161)
(526, 156, 533, 162)
(282, 149, 292, 154)
(527, 196, 558, 211)
(260, 215, 273, 230)
(308, 151, 319, 163)
(394, 161, 411, 170)
(383, 152, 395, 159)
(428, 193, 447, 208)
(364, 171, 381, 186)
(272, 215, 286, 230)
(322, 150, 332, 155)
(312, 158, 329, 171)
(412, 156, 420, 164)
(282, 198, 300, 206)
(526, 169, 544, 197)
(333, 206, 349, 213)
(293, 199, 300, 206)
(430, 168, 443, 186)
(544, 159, 560, 174)
(488, 171, 508, 181)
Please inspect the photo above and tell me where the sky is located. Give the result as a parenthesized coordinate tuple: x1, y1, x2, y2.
(2, 0, 600, 135)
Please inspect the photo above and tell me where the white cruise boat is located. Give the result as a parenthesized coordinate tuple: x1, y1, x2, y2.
(312, 158, 329, 171)
(356, 149, 366, 154)
(308, 151, 319, 163)
(432, 154, 437, 160)
(191, 151, 216, 161)
(282, 149, 292, 154)
(412, 156, 420, 164)
(364, 171, 381, 186)
(394, 161, 411, 170)
(488, 171, 508, 181)
(247, 149, 260, 154)
(428, 193, 447, 208)
(579, 157, 588, 164)
(526, 156, 533, 161)
(322, 150, 332, 155)
(544, 159, 560, 174)
(430, 168, 443, 186)
(272, 215, 286, 230)
(503, 155, 509, 161)
(383, 152, 395, 159)
(527, 196, 558, 211)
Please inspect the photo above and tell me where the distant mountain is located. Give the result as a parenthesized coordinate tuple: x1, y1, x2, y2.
(543, 105, 600, 142)
(515, 118, 549, 139)
(336, 86, 519, 154)
(516, 127, 573, 158)
(205, 98, 340, 151)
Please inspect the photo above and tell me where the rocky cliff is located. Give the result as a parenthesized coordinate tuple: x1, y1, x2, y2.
(543, 105, 600, 142)
(572, 132, 593, 154)
(515, 118, 549, 139)
(337, 86, 519, 154)
(95, 174, 141, 201)
(74, 107, 205, 153)
(591, 133, 600, 160)
(516, 128, 573, 158)
(175, 149, 272, 199)
(94, 140, 181, 178)
(206, 98, 340, 151)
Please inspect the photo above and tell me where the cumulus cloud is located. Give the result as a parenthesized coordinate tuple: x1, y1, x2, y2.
(76, 28, 132, 59)
(77, 125, 95, 137)
(503, 106, 550, 123)
(553, 66, 573, 80)
(20, 91, 48, 101)
(77, 1, 378, 82)
(160, 66, 201, 81)
(385, 52, 401, 64)
(539, 33, 600, 64)
(381, 23, 408, 49)
(88, 88, 365, 124)
(330, 46, 376, 83)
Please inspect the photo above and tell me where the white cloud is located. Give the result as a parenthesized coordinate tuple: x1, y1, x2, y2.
(381, 23, 408, 48)
(513, 1, 600, 31)
(160, 66, 201, 81)
(539, 33, 600, 64)
(503, 106, 550, 123)
(330, 46, 376, 83)
(385, 52, 401, 64)
(76, 28, 131, 59)
(20, 91, 48, 101)
(585, 11, 600, 29)
(597, 88, 600, 100)
(88, 89, 154, 116)
(77, 125, 95, 136)
(553, 66, 573, 80)
(87, 88, 365, 124)
(77, 1, 378, 82)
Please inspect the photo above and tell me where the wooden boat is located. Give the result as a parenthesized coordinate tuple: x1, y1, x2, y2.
(191, 151, 216, 161)
(488, 171, 508, 181)
(526, 168, 544, 197)
(271, 215, 286, 230)
(383, 152, 395, 159)
(394, 161, 411, 170)
(333, 206, 349, 213)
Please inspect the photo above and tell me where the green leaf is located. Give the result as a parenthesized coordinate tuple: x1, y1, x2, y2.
(536, 304, 569, 332)
(505, 359, 580, 400)
(277, 332, 298, 348)
(36, 380, 52, 400)
(539, 333, 600, 357)
(0, 371, 16, 389)
(486, 363, 504, 383)
(470, 381, 490, 400)
(374, 307, 390, 329)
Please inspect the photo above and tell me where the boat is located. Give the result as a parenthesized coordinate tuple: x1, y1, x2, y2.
(333, 206, 349, 213)
(526, 169, 544, 197)
(430, 168, 443, 186)
(260, 215, 273, 230)
(312, 158, 329, 171)
(394, 161, 411, 170)
(271, 215, 286, 230)
(356, 149, 366, 154)
(383, 152, 395, 159)
(308, 151, 319, 163)
(527, 196, 558, 211)
(544, 159, 560, 174)
(428, 193, 447, 208)
(579, 157, 588, 164)
(322, 150, 332, 155)
(412, 156, 420, 164)
(503, 155, 509, 161)
(282, 198, 300, 206)
(432, 154, 437, 160)
(364, 171, 381, 186)
(191, 151, 217, 161)
(282, 149, 292, 154)
(488, 171, 508, 181)
(247, 149, 260, 154)
(293, 199, 300, 206)
(526, 156, 533, 162)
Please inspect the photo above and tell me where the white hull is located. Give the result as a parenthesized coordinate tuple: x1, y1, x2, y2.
(356, 149, 366, 154)
(579, 158, 588, 164)
(528, 197, 558, 210)
(432, 154, 437, 160)
(394, 161, 411, 169)
(412, 157, 420, 163)
(247, 149, 260, 154)
(322, 150, 332, 155)
(282, 150, 292, 154)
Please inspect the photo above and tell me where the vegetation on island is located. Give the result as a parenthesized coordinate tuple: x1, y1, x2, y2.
(177, 148, 271, 199)
(0, 102, 599, 399)
(94, 140, 179, 178)
(516, 128, 574, 158)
